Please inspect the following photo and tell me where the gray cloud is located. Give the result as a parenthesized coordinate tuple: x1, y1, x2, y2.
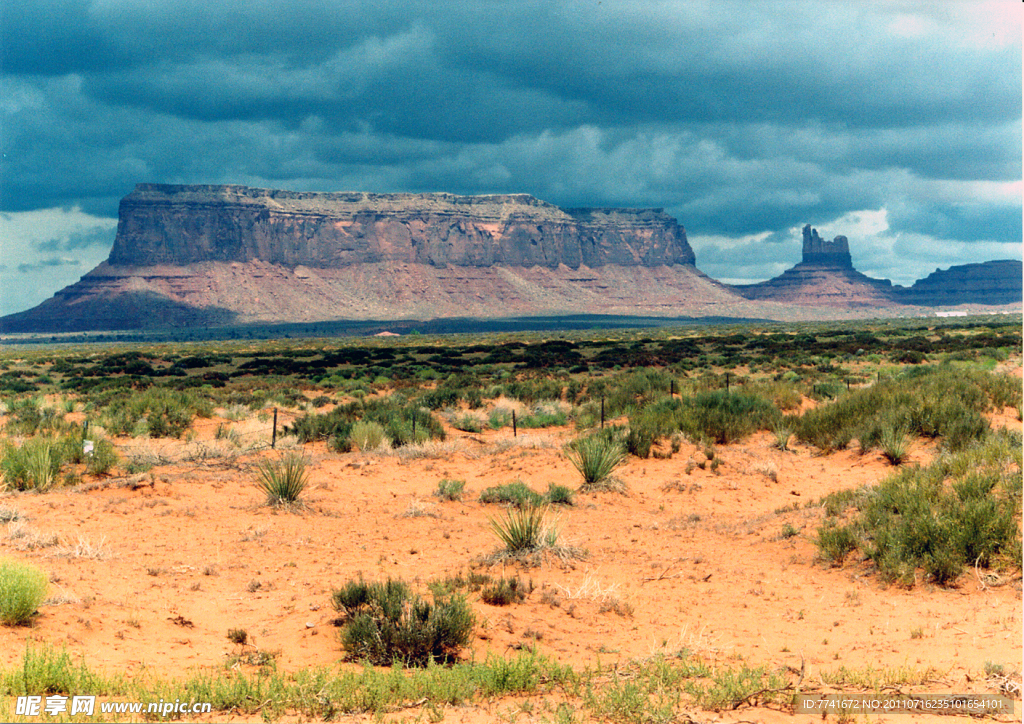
(17, 257, 82, 273)
(0, 0, 1019, 310)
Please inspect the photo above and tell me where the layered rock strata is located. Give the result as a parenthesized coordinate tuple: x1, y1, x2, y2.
(899, 260, 1022, 307)
(734, 225, 894, 307)
(109, 184, 696, 269)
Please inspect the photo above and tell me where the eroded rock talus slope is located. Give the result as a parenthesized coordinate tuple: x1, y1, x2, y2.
(3, 184, 784, 331)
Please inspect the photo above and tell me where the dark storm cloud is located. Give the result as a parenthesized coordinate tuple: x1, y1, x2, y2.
(1, 0, 1019, 303)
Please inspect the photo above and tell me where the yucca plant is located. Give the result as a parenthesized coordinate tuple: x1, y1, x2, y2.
(489, 505, 551, 553)
(880, 424, 911, 465)
(255, 453, 308, 505)
(567, 435, 625, 489)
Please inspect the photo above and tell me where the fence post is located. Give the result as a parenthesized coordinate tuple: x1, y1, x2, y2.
(512, 410, 517, 437)
(272, 407, 278, 449)
(601, 396, 605, 428)
(670, 380, 675, 397)
(725, 372, 730, 392)
(412, 415, 416, 441)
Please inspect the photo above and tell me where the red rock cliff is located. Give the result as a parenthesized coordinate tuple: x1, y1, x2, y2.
(108, 184, 696, 269)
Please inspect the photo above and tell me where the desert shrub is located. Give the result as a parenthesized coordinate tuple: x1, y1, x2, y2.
(488, 408, 513, 430)
(795, 365, 1012, 453)
(84, 438, 119, 476)
(102, 388, 212, 438)
(816, 521, 858, 566)
(435, 478, 466, 501)
(331, 578, 474, 666)
(255, 453, 308, 505)
(517, 403, 569, 429)
(0, 558, 48, 625)
(625, 425, 655, 459)
(1, 438, 64, 492)
(452, 414, 483, 433)
(817, 430, 1021, 585)
(489, 505, 551, 553)
(362, 398, 445, 447)
(479, 481, 544, 508)
(566, 435, 625, 490)
(350, 421, 388, 452)
(677, 391, 781, 445)
(286, 402, 360, 442)
(2, 398, 68, 435)
(544, 483, 574, 506)
(772, 424, 793, 451)
(480, 577, 533, 606)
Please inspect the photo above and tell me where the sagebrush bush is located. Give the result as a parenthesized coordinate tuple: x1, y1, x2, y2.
(567, 435, 625, 489)
(816, 430, 1022, 586)
(479, 481, 544, 508)
(481, 577, 533, 606)
(795, 365, 1012, 453)
(435, 478, 466, 501)
(331, 578, 474, 666)
(255, 453, 308, 505)
(0, 558, 48, 625)
(545, 483, 574, 506)
(102, 388, 212, 438)
(350, 421, 388, 451)
(816, 521, 858, 566)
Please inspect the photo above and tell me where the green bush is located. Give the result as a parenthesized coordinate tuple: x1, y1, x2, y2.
(85, 438, 119, 476)
(816, 522, 858, 566)
(1, 438, 64, 491)
(331, 578, 474, 666)
(350, 421, 388, 451)
(480, 577, 533, 606)
(625, 425, 655, 459)
(795, 365, 1013, 453)
(817, 430, 1021, 586)
(0, 558, 48, 625)
(545, 483, 574, 506)
(452, 414, 483, 433)
(567, 435, 625, 489)
(255, 453, 308, 505)
(102, 388, 212, 438)
(479, 481, 544, 508)
(436, 478, 466, 501)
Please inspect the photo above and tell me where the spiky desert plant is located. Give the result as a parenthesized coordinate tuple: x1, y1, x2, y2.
(880, 424, 911, 465)
(567, 435, 625, 489)
(255, 453, 308, 505)
(0, 558, 48, 625)
(489, 505, 550, 553)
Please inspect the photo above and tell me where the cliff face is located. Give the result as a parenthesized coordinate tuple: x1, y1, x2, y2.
(899, 260, 1023, 307)
(108, 184, 695, 269)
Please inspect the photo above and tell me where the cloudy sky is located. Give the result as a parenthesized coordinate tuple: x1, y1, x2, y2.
(2, 0, 1020, 317)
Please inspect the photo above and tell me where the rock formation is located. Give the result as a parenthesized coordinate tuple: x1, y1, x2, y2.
(897, 260, 1023, 307)
(108, 184, 695, 269)
(733, 225, 895, 307)
(2, 190, 1019, 334)
(3, 184, 770, 332)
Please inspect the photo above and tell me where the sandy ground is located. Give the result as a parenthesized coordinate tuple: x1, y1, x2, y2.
(0, 401, 1021, 722)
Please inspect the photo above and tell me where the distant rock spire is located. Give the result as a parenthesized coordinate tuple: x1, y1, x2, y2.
(801, 224, 852, 268)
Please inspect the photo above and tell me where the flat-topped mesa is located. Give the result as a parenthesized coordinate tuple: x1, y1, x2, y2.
(801, 224, 852, 268)
(108, 183, 695, 269)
